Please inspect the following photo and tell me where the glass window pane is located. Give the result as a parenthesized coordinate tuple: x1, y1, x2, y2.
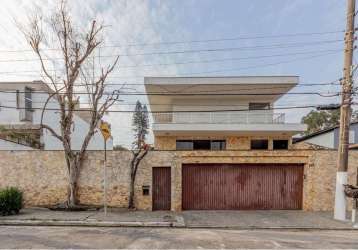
(249, 103, 270, 110)
(251, 140, 268, 150)
(193, 140, 211, 150)
(211, 140, 226, 150)
(176, 140, 193, 150)
(273, 140, 288, 150)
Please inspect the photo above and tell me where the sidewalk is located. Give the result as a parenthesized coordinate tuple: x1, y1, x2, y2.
(0, 208, 183, 227)
(181, 210, 356, 229)
(0, 208, 356, 229)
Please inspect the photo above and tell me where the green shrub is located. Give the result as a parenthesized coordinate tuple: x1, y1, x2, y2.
(0, 187, 23, 216)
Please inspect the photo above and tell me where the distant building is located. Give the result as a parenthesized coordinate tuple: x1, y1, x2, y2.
(0, 81, 112, 150)
(294, 122, 358, 149)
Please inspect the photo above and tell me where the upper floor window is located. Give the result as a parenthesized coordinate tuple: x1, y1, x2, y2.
(176, 140, 226, 150)
(20, 87, 33, 122)
(16, 90, 20, 109)
(24, 87, 33, 111)
(273, 140, 289, 150)
(249, 103, 270, 110)
(250, 139, 268, 150)
(176, 140, 193, 150)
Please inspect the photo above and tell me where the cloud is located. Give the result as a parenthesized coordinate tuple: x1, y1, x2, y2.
(0, 0, 191, 147)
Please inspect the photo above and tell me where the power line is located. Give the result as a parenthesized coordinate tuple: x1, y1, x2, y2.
(104, 31, 345, 47)
(0, 30, 345, 53)
(2, 100, 340, 107)
(0, 89, 340, 97)
(0, 39, 344, 63)
(0, 104, 344, 113)
(0, 50, 342, 80)
(0, 48, 343, 73)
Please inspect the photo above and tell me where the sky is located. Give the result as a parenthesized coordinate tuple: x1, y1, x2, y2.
(0, 0, 351, 147)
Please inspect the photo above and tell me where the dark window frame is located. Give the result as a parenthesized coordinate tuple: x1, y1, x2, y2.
(250, 139, 269, 150)
(273, 140, 289, 150)
(24, 87, 33, 111)
(16, 90, 20, 109)
(176, 140, 193, 150)
(249, 102, 270, 110)
(176, 139, 226, 151)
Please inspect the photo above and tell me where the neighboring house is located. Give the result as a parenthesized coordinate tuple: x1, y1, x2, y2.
(143, 76, 309, 211)
(0, 137, 36, 150)
(0, 81, 113, 150)
(145, 76, 306, 151)
(294, 122, 358, 149)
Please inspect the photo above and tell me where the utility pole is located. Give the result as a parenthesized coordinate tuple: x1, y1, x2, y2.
(334, 0, 356, 221)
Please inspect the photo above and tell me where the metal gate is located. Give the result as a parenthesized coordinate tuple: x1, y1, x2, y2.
(182, 164, 303, 210)
(152, 167, 171, 210)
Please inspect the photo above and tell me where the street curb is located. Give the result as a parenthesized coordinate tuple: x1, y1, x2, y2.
(184, 225, 358, 230)
(0, 220, 173, 228)
(0, 220, 356, 230)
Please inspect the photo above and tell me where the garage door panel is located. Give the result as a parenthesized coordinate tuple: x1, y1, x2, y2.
(182, 164, 303, 210)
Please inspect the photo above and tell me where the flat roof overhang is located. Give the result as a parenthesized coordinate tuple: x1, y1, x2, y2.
(144, 76, 299, 112)
(152, 123, 307, 136)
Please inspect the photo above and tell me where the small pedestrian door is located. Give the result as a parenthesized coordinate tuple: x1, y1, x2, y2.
(152, 167, 171, 210)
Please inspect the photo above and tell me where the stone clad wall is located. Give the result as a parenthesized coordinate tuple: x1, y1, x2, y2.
(0, 150, 133, 207)
(0, 148, 357, 211)
(154, 135, 293, 150)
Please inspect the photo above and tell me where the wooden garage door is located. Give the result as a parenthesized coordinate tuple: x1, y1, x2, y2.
(182, 164, 303, 210)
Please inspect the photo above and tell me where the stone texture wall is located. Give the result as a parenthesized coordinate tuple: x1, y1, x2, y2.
(0, 151, 132, 207)
(154, 135, 293, 150)
(0, 147, 357, 211)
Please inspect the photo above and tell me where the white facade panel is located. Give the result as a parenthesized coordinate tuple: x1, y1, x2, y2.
(0, 82, 112, 150)
(304, 131, 335, 149)
(0, 139, 35, 150)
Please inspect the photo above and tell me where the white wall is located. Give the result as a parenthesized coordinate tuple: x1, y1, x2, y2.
(0, 139, 35, 150)
(171, 98, 275, 123)
(0, 83, 112, 150)
(304, 132, 335, 149)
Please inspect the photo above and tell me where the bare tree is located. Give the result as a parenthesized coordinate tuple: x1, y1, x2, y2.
(128, 101, 149, 209)
(20, 1, 119, 208)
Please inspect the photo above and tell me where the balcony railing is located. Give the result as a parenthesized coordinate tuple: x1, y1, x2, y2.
(153, 112, 285, 124)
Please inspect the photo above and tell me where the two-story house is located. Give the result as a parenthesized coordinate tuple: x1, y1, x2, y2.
(146, 76, 306, 151)
(0, 81, 112, 150)
(143, 76, 308, 211)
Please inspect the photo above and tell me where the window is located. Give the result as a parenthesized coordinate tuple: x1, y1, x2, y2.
(349, 130, 355, 143)
(20, 87, 33, 122)
(176, 140, 193, 150)
(16, 90, 20, 109)
(273, 140, 289, 150)
(193, 140, 211, 150)
(24, 87, 33, 111)
(251, 139, 268, 150)
(249, 103, 270, 110)
(176, 140, 226, 150)
(211, 140, 226, 150)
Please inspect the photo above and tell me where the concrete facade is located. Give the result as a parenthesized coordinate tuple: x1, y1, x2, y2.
(0, 81, 112, 150)
(0, 147, 357, 212)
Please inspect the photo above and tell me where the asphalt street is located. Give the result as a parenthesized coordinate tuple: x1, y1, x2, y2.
(0, 226, 357, 249)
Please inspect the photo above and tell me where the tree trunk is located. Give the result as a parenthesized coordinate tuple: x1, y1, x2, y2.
(67, 157, 79, 208)
(128, 173, 136, 209)
(128, 149, 148, 209)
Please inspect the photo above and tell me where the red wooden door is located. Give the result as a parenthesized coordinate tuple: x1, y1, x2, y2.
(152, 167, 171, 210)
(182, 164, 303, 210)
